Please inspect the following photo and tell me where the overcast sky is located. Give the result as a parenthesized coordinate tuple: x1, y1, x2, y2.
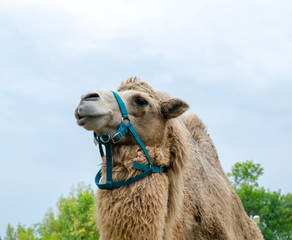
(1, 0, 291, 237)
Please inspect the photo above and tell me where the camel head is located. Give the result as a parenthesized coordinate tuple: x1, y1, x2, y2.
(74, 78, 189, 146)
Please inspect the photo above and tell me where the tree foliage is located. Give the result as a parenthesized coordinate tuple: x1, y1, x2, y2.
(228, 160, 292, 240)
(227, 160, 263, 188)
(4, 224, 37, 240)
(4, 224, 16, 240)
(4, 183, 99, 240)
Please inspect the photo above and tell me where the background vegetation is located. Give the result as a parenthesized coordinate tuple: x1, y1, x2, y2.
(3, 161, 291, 240)
(228, 161, 292, 240)
(3, 183, 99, 240)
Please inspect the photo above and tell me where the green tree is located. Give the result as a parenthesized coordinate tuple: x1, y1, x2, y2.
(42, 182, 99, 239)
(227, 160, 263, 188)
(16, 224, 37, 240)
(228, 160, 292, 240)
(4, 182, 99, 240)
(4, 224, 16, 240)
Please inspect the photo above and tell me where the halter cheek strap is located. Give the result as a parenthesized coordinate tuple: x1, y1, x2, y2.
(93, 91, 164, 190)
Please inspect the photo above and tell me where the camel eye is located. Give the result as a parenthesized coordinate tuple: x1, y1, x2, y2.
(134, 97, 148, 107)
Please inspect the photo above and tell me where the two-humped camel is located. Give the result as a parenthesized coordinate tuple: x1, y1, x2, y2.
(74, 77, 263, 240)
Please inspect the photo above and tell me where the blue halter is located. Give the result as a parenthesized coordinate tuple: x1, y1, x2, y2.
(93, 91, 164, 190)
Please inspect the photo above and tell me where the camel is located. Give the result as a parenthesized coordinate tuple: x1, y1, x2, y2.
(74, 77, 263, 240)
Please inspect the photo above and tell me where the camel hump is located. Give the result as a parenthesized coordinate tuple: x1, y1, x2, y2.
(181, 113, 227, 177)
(181, 113, 207, 143)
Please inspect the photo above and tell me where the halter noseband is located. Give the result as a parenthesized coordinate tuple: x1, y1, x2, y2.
(93, 91, 164, 190)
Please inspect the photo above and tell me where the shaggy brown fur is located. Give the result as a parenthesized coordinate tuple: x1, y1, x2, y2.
(91, 78, 263, 240)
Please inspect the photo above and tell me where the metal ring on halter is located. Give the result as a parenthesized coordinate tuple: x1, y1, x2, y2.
(122, 117, 130, 124)
(101, 134, 111, 144)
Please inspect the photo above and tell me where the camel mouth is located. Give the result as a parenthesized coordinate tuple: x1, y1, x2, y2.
(76, 114, 107, 126)
(77, 116, 89, 126)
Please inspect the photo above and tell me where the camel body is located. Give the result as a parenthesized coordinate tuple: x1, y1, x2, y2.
(75, 78, 263, 240)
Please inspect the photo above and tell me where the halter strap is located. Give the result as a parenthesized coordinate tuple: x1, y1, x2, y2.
(112, 91, 129, 120)
(93, 91, 164, 190)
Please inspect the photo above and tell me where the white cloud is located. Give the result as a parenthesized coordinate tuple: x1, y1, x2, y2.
(1, 0, 292, 89)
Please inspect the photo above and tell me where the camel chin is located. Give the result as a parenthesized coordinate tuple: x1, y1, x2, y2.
(75, 114, 110, 132)
(77, 116, 101, 130)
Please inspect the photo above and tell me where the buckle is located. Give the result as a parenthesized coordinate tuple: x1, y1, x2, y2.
(112, 132, 122, 143)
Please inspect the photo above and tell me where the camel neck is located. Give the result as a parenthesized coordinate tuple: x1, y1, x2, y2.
(93, 128, 166, 190)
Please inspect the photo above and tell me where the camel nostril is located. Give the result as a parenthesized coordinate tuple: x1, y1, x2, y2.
(84, 92, 100, 101)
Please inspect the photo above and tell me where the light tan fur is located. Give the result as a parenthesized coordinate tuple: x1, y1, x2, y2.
(75, 77, 263, 240)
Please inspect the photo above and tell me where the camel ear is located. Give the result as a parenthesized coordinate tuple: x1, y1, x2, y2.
(161, 98, 189, 119)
